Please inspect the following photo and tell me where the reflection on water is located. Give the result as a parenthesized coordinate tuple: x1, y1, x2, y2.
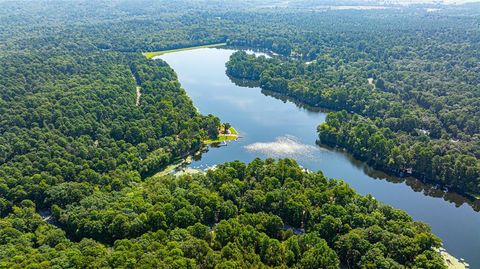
(227, 76, 260, 88)
(158, 48, 480, 267)
(260, 83, 480, 212)
(228, 75, 331, 114)
(260, 89, 332, 114)
(245, 135, 320, 159)
(322, 143, 480, 212)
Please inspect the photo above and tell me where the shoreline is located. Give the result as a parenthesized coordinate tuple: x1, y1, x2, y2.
(226, 71, 479, 206)
(150, 45, 478, 269)
(153, 155, 194, 177)
(153, 126, 240, 177)
(437, 248, 468, 269)
(318, 140, 480, 204)
(203, 126, 239, 144)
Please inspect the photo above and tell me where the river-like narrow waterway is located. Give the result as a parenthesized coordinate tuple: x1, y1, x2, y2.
(158, 48, 479, 267)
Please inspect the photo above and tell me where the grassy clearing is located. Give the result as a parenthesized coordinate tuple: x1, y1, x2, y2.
(143, 43, 227, 59)
(204, 127, 238, 144)
(154, 156, 193, 177)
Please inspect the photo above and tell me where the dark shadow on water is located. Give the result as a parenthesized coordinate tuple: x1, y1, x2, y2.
(227, 75, 332, 114)
(226, 70, 480, 211)
(260, 89, 333, 114)
(318, 143, 480, 212)
(227, 76, 260, 88)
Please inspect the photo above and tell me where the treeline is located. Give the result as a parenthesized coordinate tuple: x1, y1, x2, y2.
(225, 8, 480, 195)
(0, 1, 471, 267)
(0, 159, 446, 268)
(0, 0, 232, 54)
(318, 111, 480, 194)
(0, 50, 220, 215)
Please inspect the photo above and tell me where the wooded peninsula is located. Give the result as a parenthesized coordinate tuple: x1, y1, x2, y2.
(1, 0, 479, 268)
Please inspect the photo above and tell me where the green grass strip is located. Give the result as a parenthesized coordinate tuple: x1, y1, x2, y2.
(143, 43, 227, 59)
(204, 127, 238, 144)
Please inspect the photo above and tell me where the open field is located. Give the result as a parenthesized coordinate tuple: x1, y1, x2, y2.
(143, 43, 227, 59)
(204, 126, 238, 144)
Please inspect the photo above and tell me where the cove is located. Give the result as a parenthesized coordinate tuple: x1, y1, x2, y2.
(157, 48, 480, 267)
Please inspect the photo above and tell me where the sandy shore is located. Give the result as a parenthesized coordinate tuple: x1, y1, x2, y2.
(154, 155, 193, 177)
(436, 248, 468, 269)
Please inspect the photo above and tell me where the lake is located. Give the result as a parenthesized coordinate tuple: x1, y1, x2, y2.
(158, 48, 480, 267)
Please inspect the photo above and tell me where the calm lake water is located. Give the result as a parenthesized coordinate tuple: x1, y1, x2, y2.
(158, 48, 480, 267)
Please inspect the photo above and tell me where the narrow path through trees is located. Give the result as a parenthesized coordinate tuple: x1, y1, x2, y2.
(136, 85, 141, 106)
(130, 63, 142, 106)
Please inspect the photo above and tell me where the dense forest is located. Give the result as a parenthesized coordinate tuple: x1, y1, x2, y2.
(1, 159, 446, 268)
(0, 51, 221, 210)
(225, 9, 480, 195)
(2, 0, 479, 267)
